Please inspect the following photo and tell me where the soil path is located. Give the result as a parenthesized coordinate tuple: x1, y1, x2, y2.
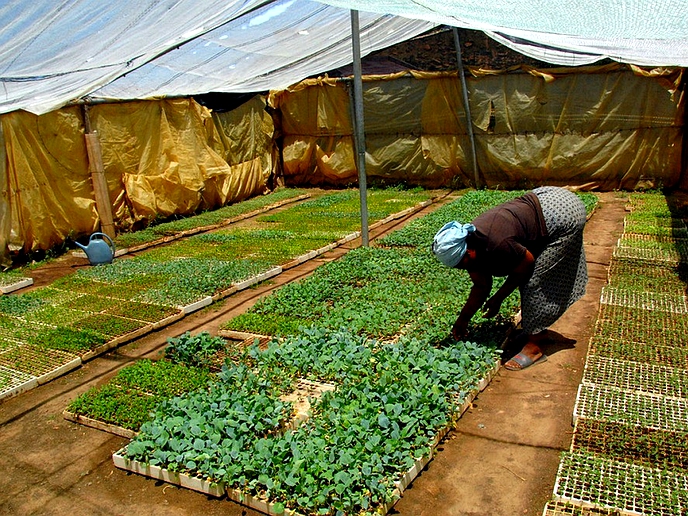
(0, 191, 627, 516)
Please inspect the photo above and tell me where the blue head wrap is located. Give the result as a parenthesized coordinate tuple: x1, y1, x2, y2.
(432, 221, 476, 268)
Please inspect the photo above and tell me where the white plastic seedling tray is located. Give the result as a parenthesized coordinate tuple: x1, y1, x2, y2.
(573, 384, 688, 432)
(613, 246, 687, 265)
(554, 452, 688, 516)
(582, 355, 687, 399)
(0, 277, 33, 294)
(542, 499, 620, 516)
(0, 365, 38, 401)
(599, 286, 688, 314)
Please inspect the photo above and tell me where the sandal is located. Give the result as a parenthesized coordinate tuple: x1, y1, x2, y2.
(504, 352, 548, 371)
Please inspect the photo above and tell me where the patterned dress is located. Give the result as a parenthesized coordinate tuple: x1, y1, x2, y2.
(521, 186, 588, 334)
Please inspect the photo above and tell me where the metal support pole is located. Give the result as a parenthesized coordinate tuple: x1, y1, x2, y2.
(452, 27, 481, 189)
(351, 10, 369, 246)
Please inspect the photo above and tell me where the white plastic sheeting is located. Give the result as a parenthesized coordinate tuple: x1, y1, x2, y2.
(0, 0, 435, 115)
(319, 0, 688, 66)
(1, 0, 688, 116)
(93, 2, 435, 101)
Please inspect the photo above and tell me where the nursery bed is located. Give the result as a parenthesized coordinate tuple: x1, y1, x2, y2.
(613, 245, 688, 264)
(570, 418, 688, 471)
(542, 500, 621, 516)
(593, 303, 688, 347)
(582, 355, 688, 398)
(112, 359, 501, 515)
(553, 452, 688, 516)
(573, 383, 688, 432)
(599, 286, 687, 313)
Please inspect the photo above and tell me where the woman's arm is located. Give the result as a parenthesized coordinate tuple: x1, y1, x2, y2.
(482, 249, 535, 318)
(452, 270, 493, 339)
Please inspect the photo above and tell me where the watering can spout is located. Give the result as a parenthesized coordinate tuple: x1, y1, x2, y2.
(77, 232, 115, 265)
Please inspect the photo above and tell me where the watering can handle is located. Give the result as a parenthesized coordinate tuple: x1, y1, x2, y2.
(90, 232, 116, 253)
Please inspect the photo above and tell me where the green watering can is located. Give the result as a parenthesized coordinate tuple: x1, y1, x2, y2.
(75, 232, 115, 265)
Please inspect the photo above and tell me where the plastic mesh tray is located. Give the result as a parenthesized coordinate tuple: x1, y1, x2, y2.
(583, 355, 688, 399)
(0, 344, 80, 379)
(594, 303, 688, 348)
(619, 232, 688, 246)
(613, 245, 687, 265)
(571, 418, 688, 472)
(588, 335, 688, 369)
(599, 286, 687, 313)
(624, 216, 688, 232)
(573, 384, 688, 432)
(607, 259, 687, 296)
(0, 365, 37, 400)
(542, 500, 625, 516)
(554, 452, 688, 516)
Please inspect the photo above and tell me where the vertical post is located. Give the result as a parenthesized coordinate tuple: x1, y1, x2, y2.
(0, 118, 10, 267)
(453, 27, 481, 189)
(351, 10, 369, 246)
(82, 105, 115, 239)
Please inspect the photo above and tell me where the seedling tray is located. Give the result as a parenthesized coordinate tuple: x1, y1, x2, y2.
(599, 286, 687, 313)
(0, 344, 81, 384)
(280, 378, 336, 429)
(0, 365, 37, 401)
(553, 452, 688, 516)
(613, 245, 687, 265)
(112, 358, 500, 516)
(542, 500, 622, 516)
(582, 355, 688, 399)
(573, 384, 688, 432)
(588, 335, 688, 369)
(594, 303, 688, 349)
(619, 232, 688, 247)
(607, 259, 687, 296)
(0, 276, 33, 294)
(112, 449, 226, 497)
(63, 410, 138, 439)
(571, 418, 688, 471)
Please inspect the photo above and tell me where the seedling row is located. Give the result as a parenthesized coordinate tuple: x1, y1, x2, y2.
(549, 191, 688, 516)
(0, 188, 434, 401)
(55, 188, 599, 515)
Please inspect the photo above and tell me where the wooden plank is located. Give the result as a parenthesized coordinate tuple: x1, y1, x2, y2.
(84, 132, 115, 239)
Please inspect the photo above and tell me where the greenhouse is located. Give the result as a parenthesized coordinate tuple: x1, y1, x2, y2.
(1, 1, 688, 515)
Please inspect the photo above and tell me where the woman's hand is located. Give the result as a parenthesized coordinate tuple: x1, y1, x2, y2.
(482, 295, 503, 318)
(451, 318, 469, 341)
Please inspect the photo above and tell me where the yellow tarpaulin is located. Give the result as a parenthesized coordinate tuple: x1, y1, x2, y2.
(0, 96, 272, 261)
(269, 64, 684, 190)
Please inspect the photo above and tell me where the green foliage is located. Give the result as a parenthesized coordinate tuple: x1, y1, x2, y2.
(113, 188, 308, 248)
(106, 301, 180, 322)
(126, 364, 293, 480)
(71, 313, 147, 338)
(164, 332, 228, 368)
(125, 328, 499, 514)
(221, 245, 519, 344)
(28, 326, 107, 353)
(67, 383, 161, 431)
(574, 419, 688, 471)
(0, 270, 31, 287)
(0, 291, 48, 316)
(111, 359, 212, 398)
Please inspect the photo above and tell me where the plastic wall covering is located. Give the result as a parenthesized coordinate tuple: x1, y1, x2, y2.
(269, 64, 685, 190)
(0, 96, 271, 263)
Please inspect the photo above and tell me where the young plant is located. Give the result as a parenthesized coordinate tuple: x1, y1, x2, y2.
(164, 331, 228, 368)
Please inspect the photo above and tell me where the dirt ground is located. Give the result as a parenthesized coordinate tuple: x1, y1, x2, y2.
(0, 191, 627, 516)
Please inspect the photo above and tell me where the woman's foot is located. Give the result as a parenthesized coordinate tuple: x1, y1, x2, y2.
(504, 341, 547, 371)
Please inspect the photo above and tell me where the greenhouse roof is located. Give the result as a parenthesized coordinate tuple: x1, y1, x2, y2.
(2, 0, 687, 115)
